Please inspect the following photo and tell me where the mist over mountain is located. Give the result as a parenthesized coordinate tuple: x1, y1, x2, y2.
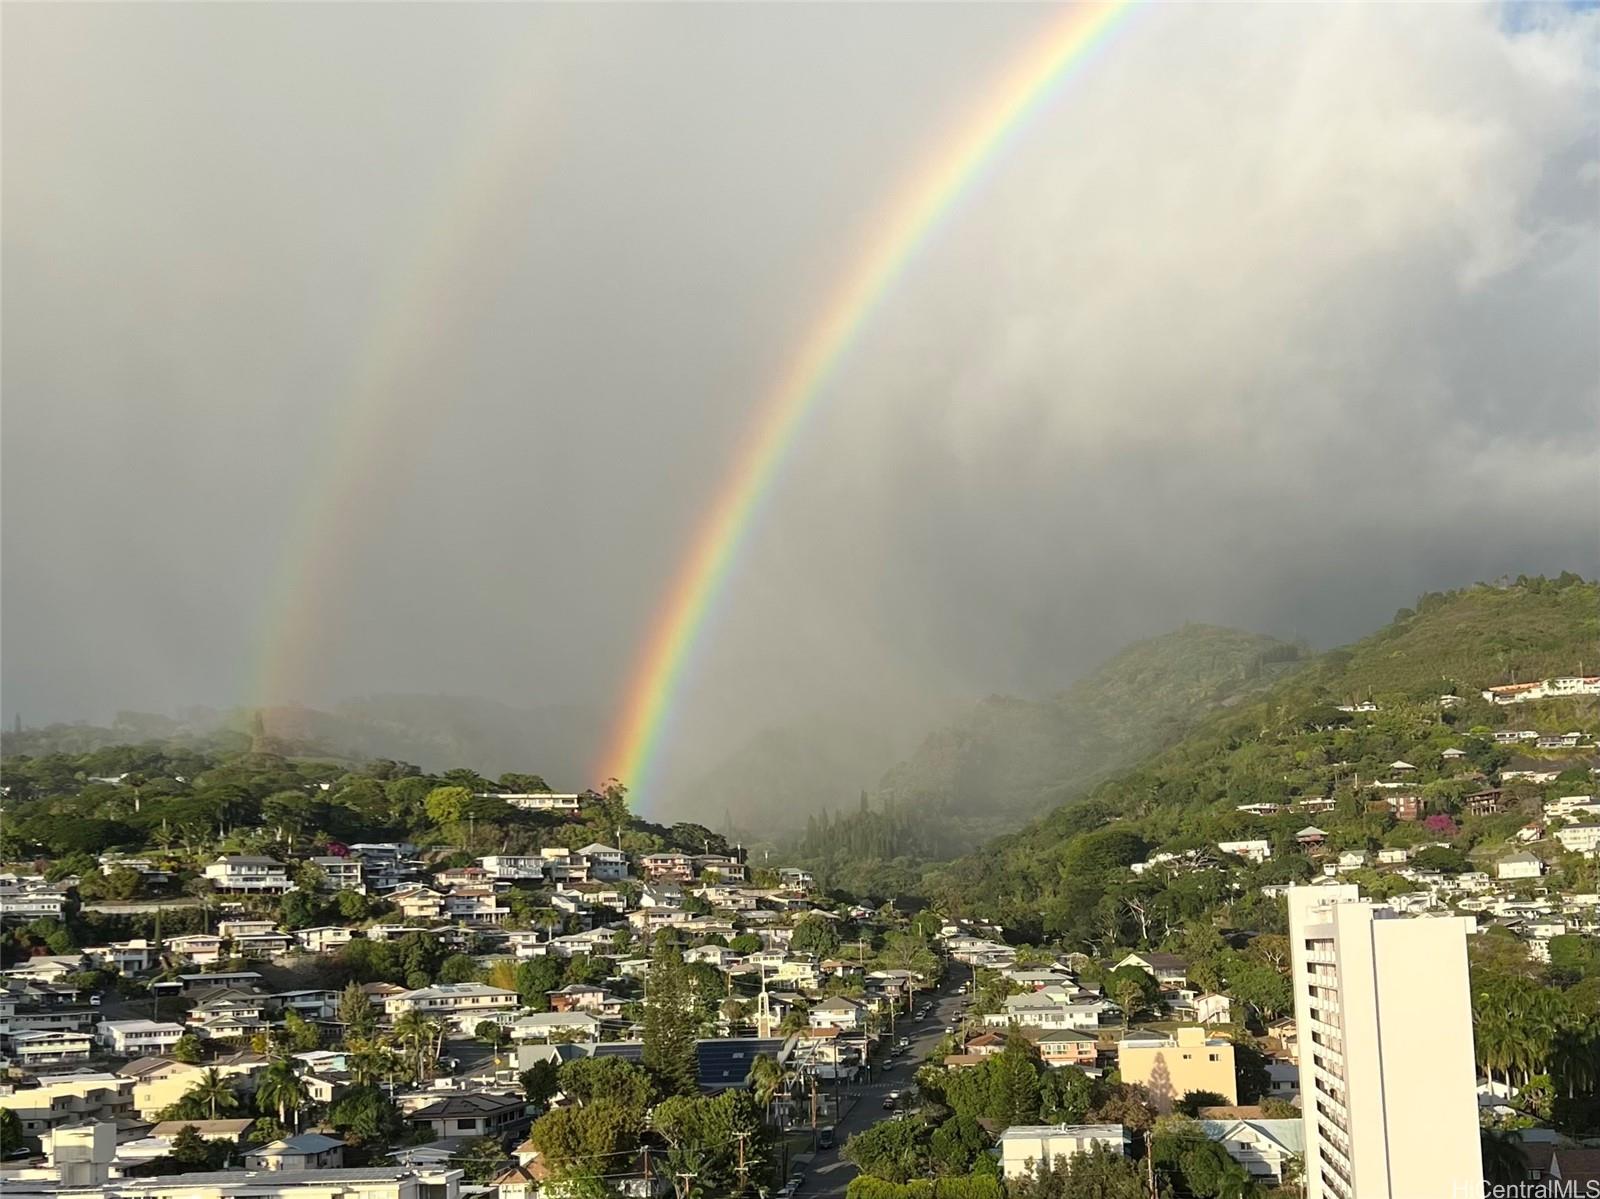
(2, 695, 603, 787)
(678, 624, 1302, 842)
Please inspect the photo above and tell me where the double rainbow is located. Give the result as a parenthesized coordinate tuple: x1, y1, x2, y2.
(597, 1, 1137, 805)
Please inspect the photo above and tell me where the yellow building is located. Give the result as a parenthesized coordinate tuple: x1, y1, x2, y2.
(1116, 1026, 1237, 1112)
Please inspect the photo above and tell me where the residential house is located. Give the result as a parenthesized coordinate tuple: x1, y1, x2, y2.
(574, 843, 630, 881)
(0, 1072, 134, 1137)
(1036, 1029, 1099, 1069)
(1114, 952, 1189, 989)
(308, 856, 364, 893)
(295, 925, 357, 954)
(491, 792, 583, 813)
(1194, 993, 1233, 1025)
(477, 855, 547, 882)
(245, 1133, 347, 1172)
(407, 1091, 530, 1140)
(1497, 853, 1545, 881)
(388, 886, 446, 921)
(640, 852, 694, 883)
(808, 997, 867, 1032)
(442, 887, 510, 925)
(997, 1125, 1130, 1180)
(384, 983, 519, 1035)
(0, 886, 69, 921)
(84, 939, 160, 975)
(1218, 840, 1271, 864)
(1198, 1119, 1305, 1185)
(164, 934, 224, 966)
(12, 1029, 94, 1065)
(96, 1019, 185, 1056)
(1295, 827, 1329, 852)
(1554, 824, 1600, 857)
(203, 856, 291, 893)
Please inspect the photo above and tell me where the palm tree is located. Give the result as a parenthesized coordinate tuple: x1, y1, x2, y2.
(393, 1009, 443, 1083)
(256, 1059, 307, 1132)
(747, 1054, 784, 1124)
(186, 1068, 238, 1120)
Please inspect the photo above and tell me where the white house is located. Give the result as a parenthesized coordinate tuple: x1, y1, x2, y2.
(1497, 853, 1545, 881)
(997, 1125, 1130, 1180)
(475, 855, 545, 881)
(11, 1029, 94, 1066)
(574, 844, 631, 881)
(809, 997, 867, 1032)
(97, 1019, 186, 1056)
(384, 983, 519, 1034)
(1198, 1119, 1305, 1185)
(1218, 840, 1271, 864)
(1554, 825, 1600, 857)
(203, 856, 291, 893)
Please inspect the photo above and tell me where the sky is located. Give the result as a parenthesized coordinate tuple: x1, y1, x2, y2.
(4, 3, 1597, 801)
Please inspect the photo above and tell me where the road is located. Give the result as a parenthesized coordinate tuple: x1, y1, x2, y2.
(800, 966, 971, 1198)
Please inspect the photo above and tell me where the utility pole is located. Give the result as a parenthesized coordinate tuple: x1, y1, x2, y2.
(734, 1130, 748, 1194)
(675, 1171, 696, 1199)
(642, 1144, 651, 1186)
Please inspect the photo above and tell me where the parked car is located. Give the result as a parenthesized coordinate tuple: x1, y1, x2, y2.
(883, 1090, 901, 1110)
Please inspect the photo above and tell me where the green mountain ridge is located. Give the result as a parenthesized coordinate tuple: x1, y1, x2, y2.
(925, 574, 1600, 932)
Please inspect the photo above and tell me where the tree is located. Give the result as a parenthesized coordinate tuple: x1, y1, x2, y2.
(171, 1033, 204, 1064)
(0, 1108, 25, 1155)
(1104, 966, 1159, 1026)
(1039, 1066, 1094, 1124)
(515, 957, 564, 1011)
(328, 1083, 405, 1145)
(459, 1136, 509, 1182)
(558, 1056, 657, 1120)
(393, 1009, 444, 1083)
(169, 1125, 222, 1172)
(528, 1099, 637, 1170)
(185, 1068, 239, 1121)
(282, 1010, 322, 1053)
(1006, 1144, 1146, 1198)
(789, 916, 841, 959)
(520, 1060, 561, 1107)
(747, 1053, 788, 1123)
(256, 1059, 307, 1132)
(424, 786, 473, 827)
(339, 981, 378, 1041)
(643, 939, 699, 1096)
(438, 953, 482, 984)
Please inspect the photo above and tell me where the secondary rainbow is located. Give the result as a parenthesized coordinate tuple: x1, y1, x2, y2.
(598, 1, 1137, 805)
(250, 49, 546, 709)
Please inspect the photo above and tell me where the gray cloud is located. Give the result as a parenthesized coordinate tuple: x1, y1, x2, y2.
(4, 3, 1596, 802)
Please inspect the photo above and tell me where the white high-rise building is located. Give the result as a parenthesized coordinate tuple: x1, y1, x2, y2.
(1288, 884, 1483, 1199)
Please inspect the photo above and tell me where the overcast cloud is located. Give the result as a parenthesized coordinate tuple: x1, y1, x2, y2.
(4, 3, 1596, 799)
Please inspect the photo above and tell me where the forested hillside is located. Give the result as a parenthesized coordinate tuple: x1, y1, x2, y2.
(925, 575, 1600, 937)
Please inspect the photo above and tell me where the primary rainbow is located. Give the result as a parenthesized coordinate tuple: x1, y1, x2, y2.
(598, 1, 1137, 805)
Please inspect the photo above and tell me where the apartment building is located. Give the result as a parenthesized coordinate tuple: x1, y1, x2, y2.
(1116, 1027, 1236, 1112)
(1288, 884, 1482, 1199)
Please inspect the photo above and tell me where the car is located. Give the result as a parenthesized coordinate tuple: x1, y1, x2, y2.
(883, 1090, 901, 1110)
(774, 1185, 797, 1198)
(944, 1024, 956, 1034)
(818, 1127, 835, 1149)
(788, 1174, 805, 1192)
